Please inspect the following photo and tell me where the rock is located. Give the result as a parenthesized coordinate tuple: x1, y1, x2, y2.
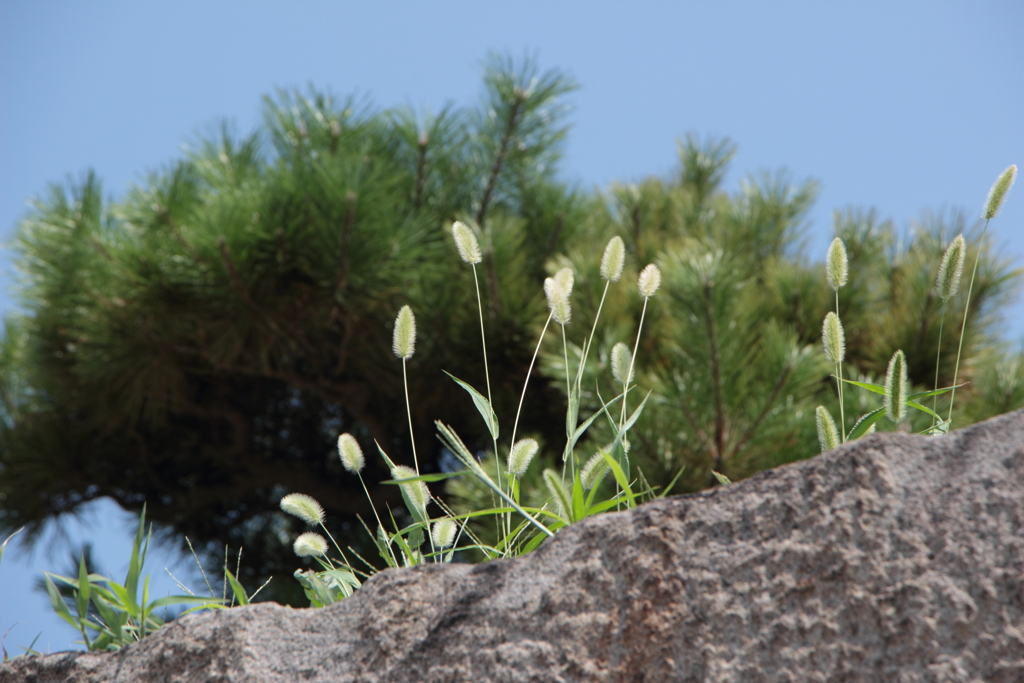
(3, 409, 1023, 682)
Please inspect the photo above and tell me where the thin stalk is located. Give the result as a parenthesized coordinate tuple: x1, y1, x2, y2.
(582, 281, 612, 373)
(561, 323, 574, 482)
(471, 263, 502, 539)
(948, 219, 989, 423)
(932, 306, 946, 426)
(356, 473, 398, 567)
(619, 295, 650, 485)
(508, 311, 552, 544)
(834, 291, 846, 442)
(318, 522, 354, 570)
(402, 359, 419, 475)
(510, 312, 553, 448)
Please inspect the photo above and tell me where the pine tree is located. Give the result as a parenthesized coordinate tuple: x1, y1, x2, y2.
(0, 56, 582, 603)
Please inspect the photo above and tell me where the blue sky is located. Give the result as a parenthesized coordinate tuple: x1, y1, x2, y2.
(1, 1, 1022, 651)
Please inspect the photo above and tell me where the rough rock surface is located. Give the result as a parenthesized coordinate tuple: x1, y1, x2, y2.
(3, 410, 1024, 683)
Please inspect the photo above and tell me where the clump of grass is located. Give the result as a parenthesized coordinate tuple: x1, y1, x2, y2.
(815, 164, 1016, 449)
(277, 224, 670, 601)
(37, 506, 263, 652)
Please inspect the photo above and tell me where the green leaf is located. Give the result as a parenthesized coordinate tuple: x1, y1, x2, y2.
(840, 378, 886, 396)
(657, 465, 687, 499)
(444, 372, 499, 440)
(436, 421, 554, 538)
(565, 385, 580, 441)
(44, 574, 78, 629)
(906, 399, 942, 420)
(76, 556, 91, 623)
(380, 470, 469, 484)
(0, 527, 24, 568)
(600, 449, 636, 509)
(907, 383, 967, 400)
(223, 568, 249, 606)
(562, 391, 622, 463)
(711, 471, 732, 486)
(571, 471, 585, 522)
(847, 407, 885, 441)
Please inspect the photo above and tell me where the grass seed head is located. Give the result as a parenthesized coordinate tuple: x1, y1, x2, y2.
(544, 277, 572, 325)
(337, 433, 365, 474)
(815, 406, 840, 453)
(452, 221, 482, 264)
(280, 493, 325, 526)
(293, 532, 328, 558)
(507, 437, 539, 477)
(884, 349, 909, 423)
(553, 267, 575, 296)
(826, 237, 848, 291)
(581, 450, 609, 490)
(638, 263, 661, 298)
(431, 517, 457, 549)
(936, 234, 966, 302)
(984, 165, 1017, 219)
(392, 305, 417, 360)
(600, 236, 625, 282)
(611, 342, 633, 385)
(391, 465, 430, 517)
(822, 311, 846, 364)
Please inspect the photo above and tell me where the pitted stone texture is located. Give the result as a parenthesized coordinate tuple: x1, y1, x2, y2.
(3, 409, 1023, 682)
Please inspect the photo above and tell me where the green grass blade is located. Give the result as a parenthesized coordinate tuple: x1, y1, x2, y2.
(436, 421, 554, 538)
(847, 407, 885, 440)
(75, 556, 91, 622)
(600, 450, 636, 509)
(657, 465, 687, 499)
(0, 527, 24, 568)
(571, 471, 585, 521)
(380, 470, 469, 484)
(223, 568, 249, 606)
(444, 371, 499, 440)
(43, 574, 79, 629)
(906, 399, 942, 420)
(840, 378, 886, 396)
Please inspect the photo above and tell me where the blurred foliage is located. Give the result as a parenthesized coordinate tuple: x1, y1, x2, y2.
(1, 56, 1020, 604)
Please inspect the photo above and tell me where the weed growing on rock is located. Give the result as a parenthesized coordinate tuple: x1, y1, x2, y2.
(816, 165, 1017, 449)
(278, 226, 675, 604)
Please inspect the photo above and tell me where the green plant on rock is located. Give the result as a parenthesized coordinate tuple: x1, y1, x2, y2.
(40, 506, 256, 652)
(815, 164, 1017, 449)
(278, 226, 675, 593)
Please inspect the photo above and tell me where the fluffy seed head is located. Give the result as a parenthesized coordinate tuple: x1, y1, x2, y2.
(884, 349, 909, 424)
(507, 437, 539, 477)
(544, 277, 572, 325)
(936, 234, 966, 302)
(391, 465, 430, 517)
(822, 311, 846, 364)
(600, 236, 625, 282)
(542, 468, 570, 517)
(826, 237, 848, 291)
(280, 493, 325, 526)
(638, 264, 661, 297)
(337, 433, 365, 474)
(293, 532, 328, 558)
(431, 517, 457, 549)
(815, 406, 840, 454)
(611, 342, 633, 385)
(392, 305, 416, 360)
(581, 450, 609, 490)
(553, 267, 574, 296)
(984, 165, 1016, 219)
(451, 221, 481, 264)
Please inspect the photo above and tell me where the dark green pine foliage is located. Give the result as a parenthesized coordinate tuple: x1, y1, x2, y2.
(536, 136, 1021, 495)
(0, 57, 583, 604)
